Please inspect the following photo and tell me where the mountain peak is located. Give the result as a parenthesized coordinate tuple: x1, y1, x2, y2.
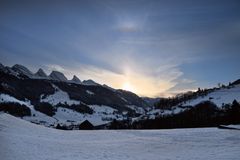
(71, 75, 81, 84)
(49, 71, 68, 81)
(35, 68, 47, 78)
(0, 63, 4, 70)
(11, 64, 33, 78)
(82, 79, 99, 86)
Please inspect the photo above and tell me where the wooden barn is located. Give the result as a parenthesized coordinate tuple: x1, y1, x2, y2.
(79, 120, 94, 130)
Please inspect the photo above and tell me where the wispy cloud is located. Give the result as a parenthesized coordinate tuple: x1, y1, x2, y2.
(1, 0, 239, 97)
(44, 55, 188, 97)
(45, 64, 65, 72)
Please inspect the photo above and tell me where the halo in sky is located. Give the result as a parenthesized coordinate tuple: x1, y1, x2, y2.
(118, 21, 139, 32)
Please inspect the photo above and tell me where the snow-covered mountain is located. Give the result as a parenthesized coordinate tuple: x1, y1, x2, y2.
(82, 79, 99, 86)
(35, 68, 48, 78)
(180, 85, 240, 108)
(0, 63, 4, 70)
(0, 63, 149, 127)
(70, 75, 81, 84)
(12, 64, 34, 78)
(49, 71, 68, 81)
(0, 63, 103, 86)
(0, 62, 239, 129)
(0, 63, 107, 86)
(145, 83, 240, 121)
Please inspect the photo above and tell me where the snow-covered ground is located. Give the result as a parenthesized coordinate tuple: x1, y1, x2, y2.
(182, 85, 240, 108)
(0, 93, 57, 125)
(126, 105, 145, 114)
(1, 113, 240, 160)
(221, 124, 240, 130)
(147, 85, 240, 118)
(0, 93, 122, 126)
(54, 105, 123, 126)
(40, 84, 80, 106)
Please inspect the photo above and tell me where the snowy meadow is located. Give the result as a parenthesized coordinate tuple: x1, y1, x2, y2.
(1, 113, 240, 160)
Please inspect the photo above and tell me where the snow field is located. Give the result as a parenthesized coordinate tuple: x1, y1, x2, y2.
(0, 113, 240, 160)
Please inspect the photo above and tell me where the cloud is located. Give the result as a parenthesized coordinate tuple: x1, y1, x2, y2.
(45, 64, 65, 72)
(1, 0, 239, 97)
(45, 58, 186, 97)
(164, 76, 198, 97)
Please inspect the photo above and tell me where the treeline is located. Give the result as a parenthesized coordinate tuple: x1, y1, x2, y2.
(0, 102, 31, 117)
(33, 102, 94, 116)
(56, 102, 93, 114)
(34, 102, 56, 116)
(109, 100, 240, 129)
(155, 88, 211, 110)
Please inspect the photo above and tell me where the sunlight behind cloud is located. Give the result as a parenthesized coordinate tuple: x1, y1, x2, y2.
(57, 63, 184, 97)
(122, 82, 135, 92)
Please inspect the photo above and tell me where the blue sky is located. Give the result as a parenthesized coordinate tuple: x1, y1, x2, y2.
(0, 0, 240, 97)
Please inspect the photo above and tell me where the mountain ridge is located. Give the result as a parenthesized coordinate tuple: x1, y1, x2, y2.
(0, 63, 150, 127)
(0, 63, 109, 87)
(0, 62, 239, 129)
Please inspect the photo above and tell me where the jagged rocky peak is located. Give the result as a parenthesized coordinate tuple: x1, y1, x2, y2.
(49, 71, 68, 81)
(0, 63, 4, 68)
(0, 63, 5, 71)
(11, 64, 33, 77)
(82, 79, 99, 86)
(71, 75, 81, 84)
(35, 68, 47, 78)
(0, 65, 19, 77)
(0, 63, 7, 73)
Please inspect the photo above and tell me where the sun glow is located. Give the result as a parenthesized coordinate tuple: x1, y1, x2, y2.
(122, 82, 135, 92)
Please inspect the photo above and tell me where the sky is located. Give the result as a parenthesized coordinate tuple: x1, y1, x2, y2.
(0, 0, 240, 97)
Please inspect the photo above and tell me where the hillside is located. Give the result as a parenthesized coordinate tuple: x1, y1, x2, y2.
(0, 63, 149, 127)
(129, 84, 240, 129)
(0, 63, 240, 129)
(148, 84, 240, 118)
